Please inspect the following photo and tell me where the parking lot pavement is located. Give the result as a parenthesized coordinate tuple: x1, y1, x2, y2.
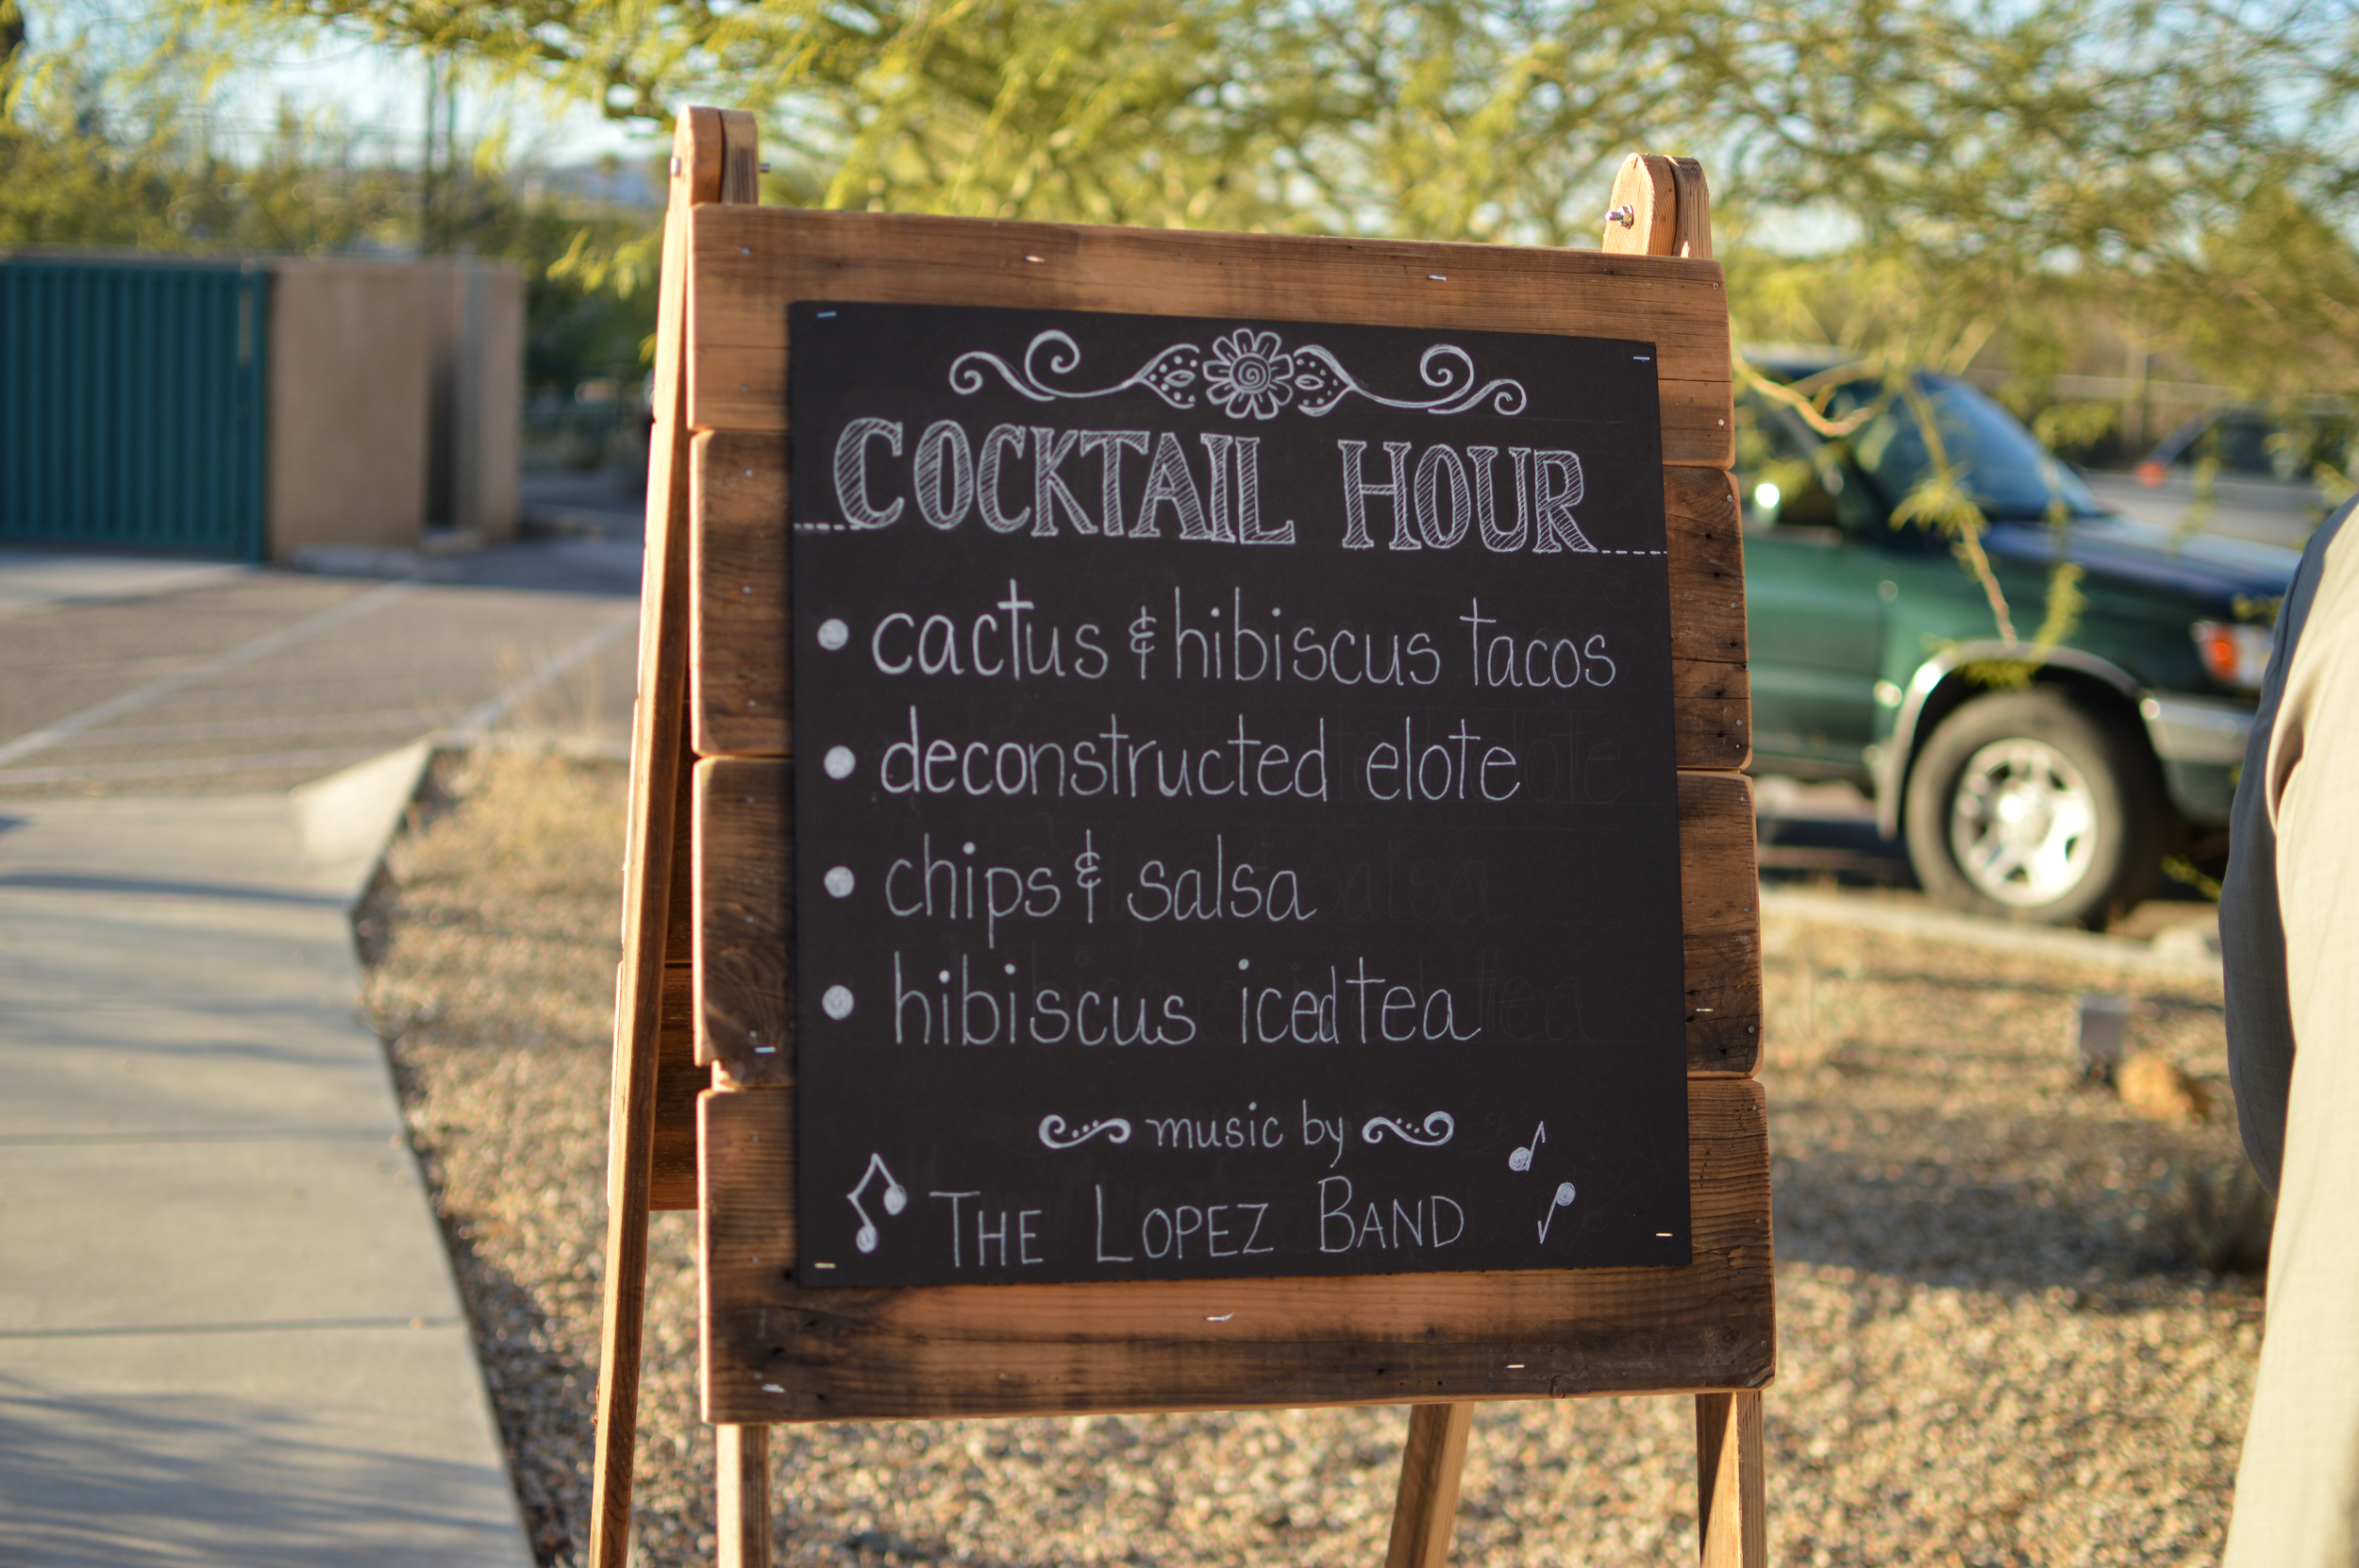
(0, 539, 642, 796)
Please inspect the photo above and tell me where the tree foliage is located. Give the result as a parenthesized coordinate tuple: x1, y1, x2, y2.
(11, 0, 2359, 408)
(149, 0, 2359, 401)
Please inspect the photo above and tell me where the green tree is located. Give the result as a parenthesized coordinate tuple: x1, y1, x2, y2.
(21, 0, 2359, 466)
(168, 0, 2359, 390)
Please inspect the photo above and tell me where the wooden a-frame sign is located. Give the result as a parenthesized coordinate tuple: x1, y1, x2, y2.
(592, 107, 1770, 1568)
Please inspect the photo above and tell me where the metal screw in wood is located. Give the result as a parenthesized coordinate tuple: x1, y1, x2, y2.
(1606, 204, 1637, 226)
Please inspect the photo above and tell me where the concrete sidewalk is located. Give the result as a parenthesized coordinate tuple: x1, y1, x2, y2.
(0, 541, 642, 1565)
(0, 754, 535, 1566)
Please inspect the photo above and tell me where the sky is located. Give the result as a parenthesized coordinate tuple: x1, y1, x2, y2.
(226, 25, 666, 172)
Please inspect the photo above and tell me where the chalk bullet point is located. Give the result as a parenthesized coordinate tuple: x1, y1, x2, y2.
(824, 866, 855, 898)
(817, 617, 849, 650)
(824, 745, 856, 778)
(822, 985, 855, 1020)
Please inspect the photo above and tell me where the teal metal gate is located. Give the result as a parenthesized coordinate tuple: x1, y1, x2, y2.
(0, 258, 270, 560)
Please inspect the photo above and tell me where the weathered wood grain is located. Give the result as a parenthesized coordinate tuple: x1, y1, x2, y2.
(1665, 465, 1745, 664)
(694, 758, 794, 1086)
(697, 1077, 1772, 1423)
(689, 762, 1761, 1082)
(692, 432, 790, 761)
(1680, 771, 1762, 1076)
(1673, 659, 1750, 772)
(689, 436, 1748, 763)
(681, 206, 1734, 468)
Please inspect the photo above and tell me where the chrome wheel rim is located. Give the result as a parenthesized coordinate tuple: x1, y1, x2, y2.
(1948, 738, 2098, 907)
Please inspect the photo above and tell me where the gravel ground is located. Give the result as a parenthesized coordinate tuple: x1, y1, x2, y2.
(359, 752, 2264, 1567)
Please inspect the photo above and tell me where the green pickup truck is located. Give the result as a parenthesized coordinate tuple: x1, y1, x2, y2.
(1739, 356, 2302, 926)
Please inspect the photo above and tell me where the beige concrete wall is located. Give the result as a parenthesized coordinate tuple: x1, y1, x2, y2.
(266, 262, 434, 559)
(424, 263, 524, 541)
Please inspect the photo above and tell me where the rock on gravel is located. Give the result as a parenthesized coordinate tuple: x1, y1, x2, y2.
(359, 754, 2264, 1566)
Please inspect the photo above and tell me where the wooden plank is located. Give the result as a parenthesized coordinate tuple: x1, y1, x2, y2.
(650, 963, 701, 1211)
(1697, 1389, 1767, 1568)
(681, 206, 1734, 469)
(694, 757, 794, 1085)
(697, 1077, 1772, 1423)
(715, 1424, 773, 1568)
(1665, 465, 1745, 664)
(692, 431, 790, 759)
(1673, 658, 1749, 772)
(690, 436, 1748, 763)
(1680, 771, 1762, 1076)
(1385, 1403, 1474, 1568)
(693, 760, 1760, 1081)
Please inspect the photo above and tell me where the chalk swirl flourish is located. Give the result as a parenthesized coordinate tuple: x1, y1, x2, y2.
(1360, 1111, 1457, 1148)
(1038, 1114, 1134, 1150)
(949, 329, 1526, 421)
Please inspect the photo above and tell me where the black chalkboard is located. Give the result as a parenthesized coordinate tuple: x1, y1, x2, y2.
(788, 301, 1687, 1287)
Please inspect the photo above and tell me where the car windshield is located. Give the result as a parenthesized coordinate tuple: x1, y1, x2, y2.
(1825, 375, 2105, 523)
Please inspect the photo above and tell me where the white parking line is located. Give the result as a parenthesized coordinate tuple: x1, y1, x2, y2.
(447, 609, 639, 742)
(24, 709, 458, 748)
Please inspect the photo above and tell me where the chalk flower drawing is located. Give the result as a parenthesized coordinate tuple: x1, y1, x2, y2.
(1360, 1111, 1457, 1148)
(948, 329, 1527, 420)
(1203, 329, 1295, 419)
(1038, 1114, 1134, 1149)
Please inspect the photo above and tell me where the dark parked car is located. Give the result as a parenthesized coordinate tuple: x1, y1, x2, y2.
(1739, 354, 2300, 926)
(2079, 405, 2354, 550)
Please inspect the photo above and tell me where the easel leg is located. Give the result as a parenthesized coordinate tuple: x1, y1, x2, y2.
(1384, 1402, 1473, 1568)
(588, 962, 661, 1568)
(1696, 1391, 1765, 1568)
(587, 102, 729, 1568)
(716, 1424, 772, 1568)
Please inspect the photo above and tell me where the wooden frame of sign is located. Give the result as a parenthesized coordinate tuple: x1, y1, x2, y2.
(588, 108, 1769, 1568)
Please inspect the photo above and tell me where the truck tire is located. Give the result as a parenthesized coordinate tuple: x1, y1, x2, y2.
(1902, 689, 2167, 927)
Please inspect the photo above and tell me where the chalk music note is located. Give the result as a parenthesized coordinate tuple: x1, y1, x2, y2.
(846, 1153, 907, 1255)
(1509, 1122, 1547, 1172)
(1535, 1181, 1577, 1243)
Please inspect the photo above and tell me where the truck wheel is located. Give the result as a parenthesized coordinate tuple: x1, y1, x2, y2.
(1903, 690, 2167, 927)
